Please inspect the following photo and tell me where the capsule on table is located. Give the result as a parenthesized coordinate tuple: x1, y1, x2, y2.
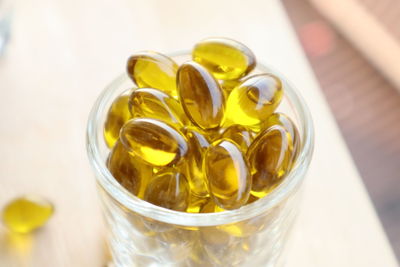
(177, 61, 225, 130)
(260, 112, 301, 166)
(107, 140, 152, 198)
(104, 94, 132, 148)
(224, 73, 283, 127)
(127, 51, 178, 97)
(192, 37, 256, 80)
(220, 124, 253, 152)
(120, 118, 188, 167)
(128, 88, 188, 126)
(203, 139, 251, 210)
(2, 195, 54, 233)
(247, 125, 294, 197)
(181, 127, 210, 197)
(144, 169, 190, 211)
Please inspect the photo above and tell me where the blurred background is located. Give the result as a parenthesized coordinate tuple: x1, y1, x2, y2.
(0, 0, 399, 265)
(282, 0, 400, 259)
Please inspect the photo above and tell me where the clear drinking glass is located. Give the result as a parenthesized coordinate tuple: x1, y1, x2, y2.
(86, 52, 314, 267)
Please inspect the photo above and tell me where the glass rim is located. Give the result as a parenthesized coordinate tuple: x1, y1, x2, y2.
(86, 50, 315, 227)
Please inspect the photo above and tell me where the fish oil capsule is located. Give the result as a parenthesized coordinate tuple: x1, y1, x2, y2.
(127, 51, 178, 97)
(193, 37, 256, 80)
(204, 139, 251, 210)
(144, 169, 190, 211)
(128, 88, 188, 126)
(220, 124, 252, 152)
(107, 140, 152, 198)
(247, 125, 294, 197)
(199, 198, 224, 213)
(2, 195, 53, 233)
(177, 61, 225, 130)
(186, 195, 209, 213)
(104, 94, 132, 148)
(120, 118, 188, 166)
(260, 112, 301, 165)
(181, 127, 210, 197)
(220, 78, 242, 93)
(224, 74, 283, 127)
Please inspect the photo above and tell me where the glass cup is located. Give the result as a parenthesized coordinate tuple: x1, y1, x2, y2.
(86, 52, 314, 267)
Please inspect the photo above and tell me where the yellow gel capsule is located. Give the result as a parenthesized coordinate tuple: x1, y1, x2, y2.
(199, 198, 224, 213)
(182, 127, 210, 197)
(193, 37, 256, 80)
(177, 61, 225, 130)
(107, 140, 152, 198)
(127, 51, 178, 97)
(2, 196, 54, 233)
(144, 169, 190, 211)
(128, 88, 188, 126)
(220, 78, 242, 93)
(186, 195, 209, 213)
(220, 124, 252, 152)
(247, 125, 294, 197)
(260, 112, 301, 165)
(104, 94, 132, 148)
(224, 74, 283, 127)
(204, 139, 251, 210)
(120, 118, 188, 167)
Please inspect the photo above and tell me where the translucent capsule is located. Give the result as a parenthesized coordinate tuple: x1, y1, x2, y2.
(181, 127, 210, 197)
(203, 139, 251, 210)
(224, 74, 283, 127)
(221, 124, 253, 152)
(247, 125, 294, 197)
(128, 88, 188, 126)
(2, 195, 54, 233)
(186, 195, 209, 213)
(107, 140, 152, 198)
(199, 198, 224, 213)
(120, 118, 188, 166)
(260, 112, 301, 166)
(127, 51, 178, 97)
(220, 78, 242, 93)
(103, 94, 132, 148)
(177, 61, 225, 130)
(144, 169, 190, 211)
(192, 37, 256, 80)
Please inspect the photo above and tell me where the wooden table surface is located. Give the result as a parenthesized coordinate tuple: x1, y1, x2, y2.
(0, 0, 397, 266)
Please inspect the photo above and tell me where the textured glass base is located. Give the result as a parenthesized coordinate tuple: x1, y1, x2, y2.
(99, 185, 299, 267)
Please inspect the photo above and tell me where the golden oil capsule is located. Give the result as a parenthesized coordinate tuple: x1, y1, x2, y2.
(2, 195, 53, 233)
(203, 139, 251, 210)
(220, 124, 252, 152)
(107, 140, 152, 198)
(186, 195, 209, 213)
(247, 125, 294, 197)
(260, 112, 301, 165)
(181, 127, 210, 197)
(220, 78, 242, 93)
(144, 169, 190, 211)
(192, 37, 256, 80)
(104, 94, 132, 148)
(199, 198, 224, 213)
(224, 73, 283, 127)
(128, 88, 188, 126)
(120, 118, 188, 166)
(127, 51, 178, 97)
(177, 61, 225, 130)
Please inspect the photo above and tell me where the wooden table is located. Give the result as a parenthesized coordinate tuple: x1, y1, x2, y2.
(0, 0, 397, 266)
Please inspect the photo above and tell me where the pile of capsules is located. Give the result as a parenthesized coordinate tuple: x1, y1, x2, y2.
(104, 37, 300, 213)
